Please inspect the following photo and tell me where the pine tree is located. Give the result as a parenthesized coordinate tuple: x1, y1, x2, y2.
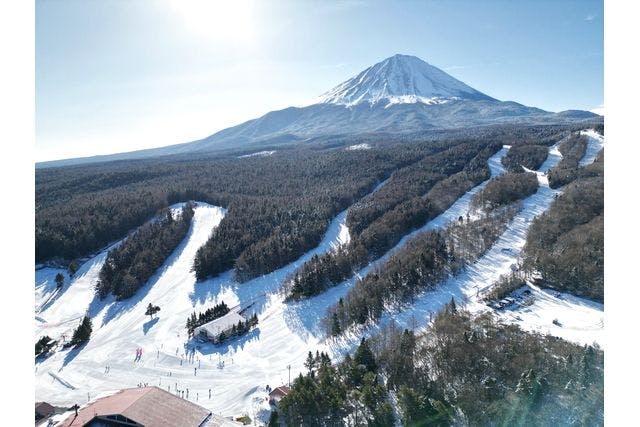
(304, 351, 315, 374)
(354, 337, 377, 373)
(448, 297, 457, 314)
(145, 303, 160, 319)
(70, 316, 92, 346)
(68, 260, 79, 276)
(35, 336, 56, 356)
(55, 273, 65, 290)
(331, 312, 341, 336)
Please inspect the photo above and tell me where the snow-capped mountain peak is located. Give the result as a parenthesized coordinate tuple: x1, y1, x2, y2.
(318, 54, 494, 106)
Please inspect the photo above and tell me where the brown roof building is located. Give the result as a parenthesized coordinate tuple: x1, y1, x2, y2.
(36, 401, 55, 425)
(268, 386, 290, 406)
(57, 386, 236, 427)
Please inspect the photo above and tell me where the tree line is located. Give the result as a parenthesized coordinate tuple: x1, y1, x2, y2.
(472, 172, 539, 211)
(522, 150, 604, 302)
(96, 203, 195, 300)
(285, 141, 502, 300)
(502, 144, 549, 172)
(192, 139, 461, 283)
(326, 201, 521, 335)
(36, 124, 590, 283)
(547, 132, 588, 188)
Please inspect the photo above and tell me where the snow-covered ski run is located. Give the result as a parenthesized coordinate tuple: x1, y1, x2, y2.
(34, 132, 603, 422)
(336, 130, 604, 354)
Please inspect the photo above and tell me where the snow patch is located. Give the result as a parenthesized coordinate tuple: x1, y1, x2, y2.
(238, 150, 276, 159)
(345, 143, 371, 151)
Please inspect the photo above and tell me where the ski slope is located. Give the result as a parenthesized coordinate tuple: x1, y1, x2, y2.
(35, 204, 226, 409)
(496, 284, 604, 347)
(343, 132, 604, 351)
(35, 133, 604, 423)
(34, 148, 509, 421)
(579, 129, 604, 166)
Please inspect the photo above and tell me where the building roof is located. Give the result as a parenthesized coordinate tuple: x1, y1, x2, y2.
(269, 386, 290, 399)
(194, 311, 246, 337)
(36, 401, 55, 416)
(57, 386, 216, 427)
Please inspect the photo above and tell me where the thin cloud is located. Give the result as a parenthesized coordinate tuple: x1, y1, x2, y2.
(585, 14, 596, 22)
(591, 104, 604, 116)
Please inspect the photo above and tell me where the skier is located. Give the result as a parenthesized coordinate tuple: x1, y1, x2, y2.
(209, 389, 211, 399)
(194, 367, 197, 376)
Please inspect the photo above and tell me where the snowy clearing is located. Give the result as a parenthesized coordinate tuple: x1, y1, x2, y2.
(238, 150, 276, 159)
(345, 143, 371, 151)
(495, 284, 604, 347)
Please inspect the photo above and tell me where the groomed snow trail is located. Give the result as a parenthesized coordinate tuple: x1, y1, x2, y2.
(34, 180, 381, 420)
(579, 129, 604, 166)
(35, 204, 226, 409)
(342, 131, 604, 352)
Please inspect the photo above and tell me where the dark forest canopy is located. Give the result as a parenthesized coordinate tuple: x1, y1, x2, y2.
(285, 142, 502, 300)
(36, 124, 582, 283)
(96, 203, 195, 300)
(326, 201, 520, 334)
(502, 144, 549, 172)
(523, 151, 604, 302)
(472, 172, 539, 211)
(547, 132, 588, 188)
(277, 309, 603, 426)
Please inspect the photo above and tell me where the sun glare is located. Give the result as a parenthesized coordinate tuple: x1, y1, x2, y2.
(169, 0, 255, 44)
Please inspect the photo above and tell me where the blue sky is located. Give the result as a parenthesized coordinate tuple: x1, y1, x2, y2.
(36, 0, 603, 161)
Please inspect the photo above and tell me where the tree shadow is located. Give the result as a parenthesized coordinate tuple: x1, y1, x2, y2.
(190, 209, 351, 321)
(190, 328, 261, 358)
(59, 342, 88, 370)
(36, 268, 75, 313)
(94, 221, 196, 327)
(143, 317, 159, 335)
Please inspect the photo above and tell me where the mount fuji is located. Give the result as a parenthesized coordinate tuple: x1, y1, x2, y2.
(38, 54, 600, 167)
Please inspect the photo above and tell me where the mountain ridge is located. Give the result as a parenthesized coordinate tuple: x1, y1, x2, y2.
(37, 54, 600, 168)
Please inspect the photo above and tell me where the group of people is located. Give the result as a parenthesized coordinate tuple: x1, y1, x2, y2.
(134, 347, 143, 362)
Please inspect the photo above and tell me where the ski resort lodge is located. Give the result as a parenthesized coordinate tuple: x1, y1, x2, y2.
(193, 311, 246, 343)
(57, 386, 236, 426)
(268, 386, 290, 406)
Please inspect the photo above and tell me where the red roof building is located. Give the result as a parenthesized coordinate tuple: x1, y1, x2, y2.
(57, 386, 235, 427)
(268, 386, 290, 406)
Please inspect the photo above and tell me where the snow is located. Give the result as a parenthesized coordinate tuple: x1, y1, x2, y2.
(238, 150, 276, 159)
(35, 133, 604, 423)
(34, 192, 366, 420)
(318, 54, 491, 106)
(579, 129, 604, 166)
(496, 284, 604, 347)
(194, 311, 247, 339)
(384, 95, 458, 108)
(339, 137, 605, 350)
(345, 143, 371, 151)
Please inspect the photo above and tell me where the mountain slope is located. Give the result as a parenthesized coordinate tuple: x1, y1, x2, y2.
(37, 54, 600, 168)
(318, 54, 494, 105)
